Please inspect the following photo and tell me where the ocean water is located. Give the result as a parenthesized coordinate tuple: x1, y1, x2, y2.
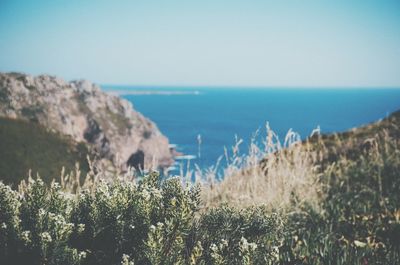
(104, 87, 400, 172)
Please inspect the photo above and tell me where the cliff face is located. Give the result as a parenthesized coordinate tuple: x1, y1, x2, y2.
(0, 72, 174, 170)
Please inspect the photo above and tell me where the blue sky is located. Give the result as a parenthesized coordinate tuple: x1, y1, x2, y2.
(0, 0, 399, 87)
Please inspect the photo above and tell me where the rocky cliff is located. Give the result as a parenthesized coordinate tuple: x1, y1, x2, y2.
(0, 72, 174, 171)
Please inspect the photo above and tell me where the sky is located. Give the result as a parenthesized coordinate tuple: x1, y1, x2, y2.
(0, 0, 400, 87)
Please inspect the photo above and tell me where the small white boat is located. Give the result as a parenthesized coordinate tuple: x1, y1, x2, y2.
(175, 155, 196, 160)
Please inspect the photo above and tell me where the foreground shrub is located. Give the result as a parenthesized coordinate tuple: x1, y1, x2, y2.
(0, 172, 283, 265)
(196, 206, 283, 264)
(1, 178, 83, 264)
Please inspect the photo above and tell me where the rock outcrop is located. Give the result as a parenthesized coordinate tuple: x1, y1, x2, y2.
(0, 72, 174, 171)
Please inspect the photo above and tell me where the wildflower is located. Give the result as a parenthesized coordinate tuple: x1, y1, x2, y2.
(1, 222, 7, 229)
(240, 237, 257, 252)
(210, 243, 218, 252)
(40, 232, 52, 243)
(220, 239, 228, 247)
(121, 254, 134, 265)
(51, 182, 61, 190)
(77, 223, 85, 233)
(21, 230, 31, 244)
(38, 208, 46, 218)
(63, 223, 75, 233)
(240, 237, 249, 249)
(271, 246, 279, 260)
(79, 251, 87, 259)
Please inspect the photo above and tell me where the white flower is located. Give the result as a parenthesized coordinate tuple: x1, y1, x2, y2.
(21, 230, 31, 243)
(271, 246, 279, 259)
(249, 242, 257, 251)
(78, 223, 85, 233)
(63, 223, 75, 233)
(1, 222, 7, 229)
(210, 243, 218, 252)
(239, 237, 257, 252)
(51, 182, 61, 190)
(38, 208, 46, 218)
(40, 232, 52, 243)
(79, 251, 87, 259)
(121, 254, 134, 265)
(220, 239, 228, 247)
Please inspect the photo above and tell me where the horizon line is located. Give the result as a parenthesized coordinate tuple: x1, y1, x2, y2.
(100, 84, 400, 90)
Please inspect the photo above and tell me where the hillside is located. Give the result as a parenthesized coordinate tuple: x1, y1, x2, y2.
(0, 117, 90, 186)
(195, 110, 400, 263)
(203, 110, 400, 208)
(1, 109, 400, 264)
(0, 72, 174, 173)
(311, 109, 400, 163)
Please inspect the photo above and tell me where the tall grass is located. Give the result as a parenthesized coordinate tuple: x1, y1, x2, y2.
(189, 124, 324, 210)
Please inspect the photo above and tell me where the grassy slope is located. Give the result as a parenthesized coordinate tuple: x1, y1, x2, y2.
(0, 117, 90, 186)
(327, 110, 399, 140)
(202, 110, 400, 210)
(313, 109, 400, 161)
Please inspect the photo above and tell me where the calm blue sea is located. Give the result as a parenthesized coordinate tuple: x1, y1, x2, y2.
(103, 87, 400, 172)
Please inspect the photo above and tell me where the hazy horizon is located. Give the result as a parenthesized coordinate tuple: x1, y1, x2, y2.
(102, 84, 400, 90)
(1, 0, 400, 88)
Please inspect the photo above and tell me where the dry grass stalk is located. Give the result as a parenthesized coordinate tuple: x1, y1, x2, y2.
(196, 124, 324, 210)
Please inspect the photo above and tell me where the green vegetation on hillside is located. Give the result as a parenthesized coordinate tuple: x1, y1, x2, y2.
(0, 117, 90, 186)
(199, 111, 400, 264)
(0, 112, 400, 264)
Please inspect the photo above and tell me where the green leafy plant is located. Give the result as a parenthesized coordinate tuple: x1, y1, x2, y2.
(0, 172, 284, 265)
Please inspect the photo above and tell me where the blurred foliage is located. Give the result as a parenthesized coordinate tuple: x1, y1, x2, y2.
(0, 117, 90, 186)
(0, 172, 284, 265)
(278, 112, 400, 264)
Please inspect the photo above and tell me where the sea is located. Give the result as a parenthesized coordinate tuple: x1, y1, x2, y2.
(103, 86, 400, 174)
